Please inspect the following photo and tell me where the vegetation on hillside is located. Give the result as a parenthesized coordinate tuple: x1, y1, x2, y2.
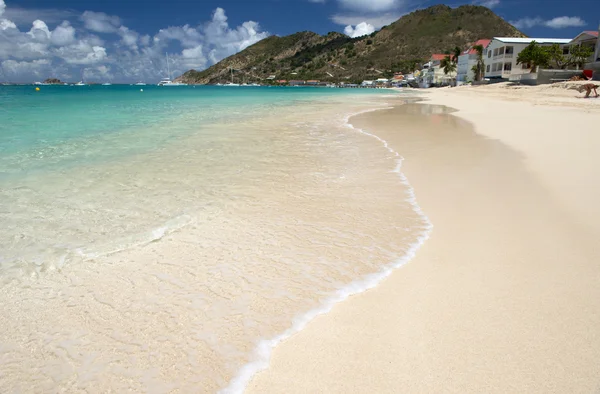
(176, 4, 525, 84)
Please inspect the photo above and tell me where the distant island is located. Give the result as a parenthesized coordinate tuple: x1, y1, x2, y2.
(43, 78, 64, 84)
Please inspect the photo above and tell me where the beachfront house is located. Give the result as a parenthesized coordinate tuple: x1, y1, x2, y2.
(457, 39, 491, 84)
(361, 80, 375, 87)
(574, 26, 600, 78)
(569, 31, 599, 64)
(376, 78, 390, 87)
(484, 37, 571, 80)
(423, 54, 456, 86)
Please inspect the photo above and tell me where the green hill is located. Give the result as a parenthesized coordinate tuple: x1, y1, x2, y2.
(176, 5, 525, 84)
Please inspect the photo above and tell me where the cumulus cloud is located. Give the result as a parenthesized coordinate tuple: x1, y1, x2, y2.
(331, 12, 401, 29)
(344, 22, 375, 38)
(0, 2, 270, 83)
(51, 21, 75, 46)
(54, 41, 107, 64)
(511, 15, 586, 30)
(81, 11, 121, 33)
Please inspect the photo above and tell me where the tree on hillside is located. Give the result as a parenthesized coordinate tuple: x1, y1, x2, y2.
(441, 55, 457, 75)
(546, 44, 568, 69)
(568, 45, 594, 69)
(470, 44, 485, 81)
(516, 41, 550, 73)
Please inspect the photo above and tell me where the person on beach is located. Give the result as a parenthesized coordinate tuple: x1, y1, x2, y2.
(576, 83, 600, 98)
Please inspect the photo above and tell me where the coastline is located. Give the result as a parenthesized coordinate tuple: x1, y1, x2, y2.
(246, 87, 600, 392)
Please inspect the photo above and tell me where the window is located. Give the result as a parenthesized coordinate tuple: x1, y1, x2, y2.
(486, 65, 490, 72)
(505, 46, 514, 54)
(487, 50, 492, 58)
(562, 46, 570, 55)
(493, 48, 499, 56)
(503, 62, 512, 72)
(521, 62, 530, 69)
(498, 47, 505, 55)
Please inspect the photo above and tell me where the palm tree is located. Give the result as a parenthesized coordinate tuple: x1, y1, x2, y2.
(441, 55, 457, 75)
(471, 44, 485, 81)
(440, 55, 457, 86)
(452, 46, 462, 63)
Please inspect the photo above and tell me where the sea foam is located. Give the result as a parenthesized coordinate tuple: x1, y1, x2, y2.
(220, 105, 433, 394)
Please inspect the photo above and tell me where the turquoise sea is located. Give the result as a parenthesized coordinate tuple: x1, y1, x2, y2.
(0, 85, 428, 392)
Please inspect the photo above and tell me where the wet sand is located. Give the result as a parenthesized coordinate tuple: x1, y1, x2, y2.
(246, 93, 600, 392)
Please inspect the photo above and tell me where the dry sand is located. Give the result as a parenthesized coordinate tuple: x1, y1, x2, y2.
(246, 85, 600, 393)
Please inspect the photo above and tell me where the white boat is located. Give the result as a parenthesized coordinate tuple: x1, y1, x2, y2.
(250, 83, 261, 87)
(135, 82, 146, 86)
(102, 83, 112, 86)
(224, 82, 240, 87)
(74, 81, 86, 86)
(158, 53, 187, 86)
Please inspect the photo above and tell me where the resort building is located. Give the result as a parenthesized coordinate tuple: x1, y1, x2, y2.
(457, 39, 491, 83)
(484, 37, 571, 80)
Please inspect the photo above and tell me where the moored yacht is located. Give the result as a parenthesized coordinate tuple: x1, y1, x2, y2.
(158, 53, 187, 86)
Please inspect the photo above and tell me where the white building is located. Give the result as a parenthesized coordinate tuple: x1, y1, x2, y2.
(423, 54, 456, 86)
(484, 37, 571, 80)
(457, 39, 491, 83)
(571, 29, 599, 76)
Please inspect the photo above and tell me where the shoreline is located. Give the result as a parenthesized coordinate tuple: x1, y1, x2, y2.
(220, 102, 433, 394)
(246, 87, 600, 392)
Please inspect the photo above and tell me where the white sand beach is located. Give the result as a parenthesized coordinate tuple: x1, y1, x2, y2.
(246, 84, 600, 393)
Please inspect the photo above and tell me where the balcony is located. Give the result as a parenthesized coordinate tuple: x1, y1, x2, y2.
(505, 53, 513, 59)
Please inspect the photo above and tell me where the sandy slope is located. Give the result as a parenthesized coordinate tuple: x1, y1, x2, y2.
(245, 86, 600, 393)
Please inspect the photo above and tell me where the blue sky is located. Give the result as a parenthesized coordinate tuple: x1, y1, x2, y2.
(0, 0, 598, 82)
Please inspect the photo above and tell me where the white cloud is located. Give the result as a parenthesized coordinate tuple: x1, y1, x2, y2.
(51, 21, 76, 46)
(0, 18, 15, 30)
(344, 22, 375, 38)
(473, 0, 500, 8)
(28, 19, 50, 40)
(511, 15, 586, 30)
(118, 26, 139, 49)
(0, 0, 5, 17)
(54, 41, 107, 64)
(331, 12, 401, 29)
(0, 2, 270, 83)
(3, 6, 75, 26)
(544, 16, 586, 29)
(81, 11, 121, 33)
(2, 58, 51, 79)
(337, 0, 400, 12)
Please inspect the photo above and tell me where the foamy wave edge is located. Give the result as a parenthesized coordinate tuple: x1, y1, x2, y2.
(220, 104, 433, 394)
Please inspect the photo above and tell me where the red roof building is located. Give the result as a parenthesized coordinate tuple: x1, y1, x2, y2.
(430, 54, 447, 62)
(464, 39, 492, 55)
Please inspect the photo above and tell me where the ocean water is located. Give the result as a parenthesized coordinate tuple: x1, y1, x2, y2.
(0, 85, 430, 392)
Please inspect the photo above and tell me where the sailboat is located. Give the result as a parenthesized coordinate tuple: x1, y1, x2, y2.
(224, 67, 240, 86)
(158, 53, 187, 86)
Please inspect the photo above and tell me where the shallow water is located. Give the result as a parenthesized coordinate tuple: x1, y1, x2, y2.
(0, 85, 428, 392)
